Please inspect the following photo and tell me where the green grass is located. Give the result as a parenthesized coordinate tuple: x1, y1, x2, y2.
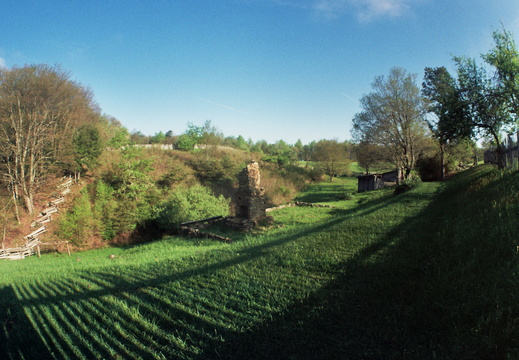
(349, 161, 366, 174)
(295, 176, 360, 205)
(350, 161, 395, 175)
(1, 166, 519, 359)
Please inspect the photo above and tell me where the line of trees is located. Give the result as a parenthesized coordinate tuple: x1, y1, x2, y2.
(0, 63, 355, 240)
(352, 26, 519, 179)
(7, 27, 514, 221)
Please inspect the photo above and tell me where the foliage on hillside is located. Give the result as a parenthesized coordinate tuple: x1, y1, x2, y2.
(51, 145, 317, 247)
(157, 185, 230, 231)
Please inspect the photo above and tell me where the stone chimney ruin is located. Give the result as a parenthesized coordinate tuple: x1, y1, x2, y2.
(236, 161, 266, 223)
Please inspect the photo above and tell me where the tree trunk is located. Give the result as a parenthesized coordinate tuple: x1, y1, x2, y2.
(495, 143, 506, 169)
(440, 143, 445, 180)
(23, 194, 34, 215)
(12, 188, 20, 224)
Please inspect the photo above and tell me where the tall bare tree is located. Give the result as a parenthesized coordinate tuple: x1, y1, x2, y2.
(0, 64, 98, 213)
(352, 67, 429, 179)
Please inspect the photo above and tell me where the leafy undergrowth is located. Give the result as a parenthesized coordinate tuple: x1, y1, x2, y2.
(0, 166, 518, 359)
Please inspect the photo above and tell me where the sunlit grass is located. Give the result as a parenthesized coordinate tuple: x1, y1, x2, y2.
(2, 167, 519, 359)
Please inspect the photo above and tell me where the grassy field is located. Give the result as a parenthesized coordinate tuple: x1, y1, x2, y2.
(1, 166, 519, 359)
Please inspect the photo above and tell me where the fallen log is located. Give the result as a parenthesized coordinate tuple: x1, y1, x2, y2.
(179, 226, 232, 243)
(266, 202, 334, 213)
(180, 216, 224, 227)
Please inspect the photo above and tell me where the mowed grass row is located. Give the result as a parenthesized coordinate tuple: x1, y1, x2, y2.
(1, 166, 518, 359)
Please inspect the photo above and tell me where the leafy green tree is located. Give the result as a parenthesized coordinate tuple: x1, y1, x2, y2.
(313, 139, 350, 181)
(102, 146, 160, 234)
(352, 67, 429, 179)
(354, 141, 385, 175)
(262, 140, 296, 167)
(157, 184, 230, 231)
(200, 121, 224, 146)
(93, 180, 117, 241)
(0, 64, 99, 213)
(176, 121, 213, 150)
(176, 133, 196, 151)
(235, 135, 249, 151)
(294, 139, 304, 160)
(58, 188, 95, 245)
(422, 66, 471, 178)
(106, 126, 130, 148)
(250, 139, 268, 154)
(150, 131, 166, 144)
(483, 26, 519, 115)
(73, 124, 103, 174)
(454, 56, 513, 167)
(302, 141, 316, 165)
(164, 130, 176, 145)
(100, 115, 129, 148)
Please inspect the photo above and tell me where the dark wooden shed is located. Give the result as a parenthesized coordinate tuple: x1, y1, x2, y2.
(357, 174, 384, 193)
(357, 170, 401, 193)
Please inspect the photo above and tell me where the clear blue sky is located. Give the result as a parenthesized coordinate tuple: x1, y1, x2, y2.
(1, 1, 519, 144)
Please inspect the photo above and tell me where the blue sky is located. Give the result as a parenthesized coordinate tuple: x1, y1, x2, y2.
(1, 1, 519, 144)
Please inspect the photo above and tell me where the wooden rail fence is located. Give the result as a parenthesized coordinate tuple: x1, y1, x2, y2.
(1, 176, 73, 260)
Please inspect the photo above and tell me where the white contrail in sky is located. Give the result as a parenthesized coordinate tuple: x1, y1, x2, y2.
(341, 92, 359, 103)
(199, 97, 249, 115)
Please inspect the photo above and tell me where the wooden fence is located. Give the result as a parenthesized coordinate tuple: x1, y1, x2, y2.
(1, 176, 73, 260)
(484, 132, 519, 170)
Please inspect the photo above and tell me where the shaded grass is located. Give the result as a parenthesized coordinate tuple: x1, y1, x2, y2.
(295, 176, 359, 205)
(1, 166, 519, 359)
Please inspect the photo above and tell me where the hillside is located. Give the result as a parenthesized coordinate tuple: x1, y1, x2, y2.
(1, 165, 518, 359)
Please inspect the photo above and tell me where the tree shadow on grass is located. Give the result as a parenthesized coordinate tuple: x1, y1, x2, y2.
(9, 175, 506, 359)
(206, 171, 519, 359)
(296, 179, 355, 203)
(5, 207, 367, 359)
(0, 285, 56, 360)
(1, 181, 416, 359)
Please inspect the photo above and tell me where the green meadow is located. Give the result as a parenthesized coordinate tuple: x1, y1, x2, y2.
(1, 165, 519, 359)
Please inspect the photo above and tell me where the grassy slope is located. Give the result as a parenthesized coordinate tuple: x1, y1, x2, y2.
(1, 166, 518, 359)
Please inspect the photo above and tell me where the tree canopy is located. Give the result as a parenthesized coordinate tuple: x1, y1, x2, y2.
(0, 64, 99, 213)
(352, 67, 429, 179)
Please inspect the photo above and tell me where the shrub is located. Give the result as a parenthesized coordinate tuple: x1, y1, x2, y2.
(93, 180, 118, 241)
(394, 176, 422, 195)
(58, 189, 95, 246)
(338, 192, 354, 200)
(157, 185, 230, 231)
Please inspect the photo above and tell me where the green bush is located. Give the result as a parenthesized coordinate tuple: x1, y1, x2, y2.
(338, 191, 354, 200)
(93, 180, 118, 241)
(157, 184, 230, 231)
(58, 189, 95, 246)
(394, 176, 422, 195)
